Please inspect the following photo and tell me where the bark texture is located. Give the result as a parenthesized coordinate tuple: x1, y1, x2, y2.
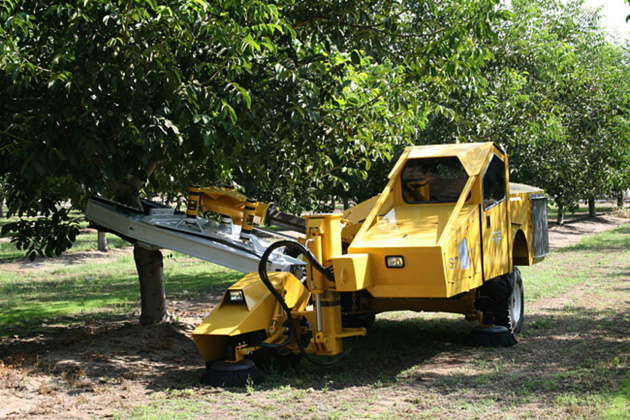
(588, 197, 596, 218)
(97, 231, 109, 252)
(557, 203, 565, 225)
(134, 245, 169, 325)
(109, 171, 168, 325)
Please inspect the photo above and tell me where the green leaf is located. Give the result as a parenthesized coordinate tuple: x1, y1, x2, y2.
(220, 99, 237, 124)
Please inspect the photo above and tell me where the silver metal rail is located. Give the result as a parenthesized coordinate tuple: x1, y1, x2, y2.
(85, 198, 304, 274)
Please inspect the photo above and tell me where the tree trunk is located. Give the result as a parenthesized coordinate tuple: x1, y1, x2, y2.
(108, 176, 169, 325)
(557, 203, 565, 225)
(97, 231, 109, 252)
(134, 245, 170, 325)
(588, 197, 596, 217)
(618, 192, 624, 209)
(343, 197, 350, 210)
(0, 196, 4, 218)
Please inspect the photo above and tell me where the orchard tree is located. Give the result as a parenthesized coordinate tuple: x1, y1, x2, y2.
(0, 0, 505, 324)
(417, 0, 630, 223)
(228, 0, 508, 210)
(0, 176, 5, 217)
(1, 0, 283, 324)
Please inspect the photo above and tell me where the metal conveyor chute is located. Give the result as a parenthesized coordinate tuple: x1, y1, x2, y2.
(85, 198, 305, 275)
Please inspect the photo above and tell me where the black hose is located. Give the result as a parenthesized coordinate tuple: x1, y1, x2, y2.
(255, 240, 358, 366)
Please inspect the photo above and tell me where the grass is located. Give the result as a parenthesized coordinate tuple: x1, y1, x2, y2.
(606, 377, 630, 420)
(0, 231, 242, 335)
(0, 206, 245, 333)
(546, 201, 626, 224)
(110, 223, 630, 419)
(0, 232, 131, 260)
(1, 205, 629, 418)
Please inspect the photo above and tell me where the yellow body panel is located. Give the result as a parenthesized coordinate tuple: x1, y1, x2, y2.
(442, 206, 483, 296)
(347, 206, 485, 298)
(330, 253, 374, 292)
(341, 195, 393, 245)
(341, 196, 381, 225)
(361, 246, 447, 297)
(304, 214, 342, 267)
(405, 142, 495, 176)
(352, 203, 476, 248)
(192, 272, 309, 362)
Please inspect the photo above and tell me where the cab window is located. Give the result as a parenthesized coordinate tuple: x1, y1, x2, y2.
(482, 154, 506, 210)
(401, 157, 468, 203)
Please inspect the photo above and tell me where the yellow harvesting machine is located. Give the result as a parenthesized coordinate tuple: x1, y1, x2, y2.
(189, 142, 548, 385)
(86, 142, 549, 386)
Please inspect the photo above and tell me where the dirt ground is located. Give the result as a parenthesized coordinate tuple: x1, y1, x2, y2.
(0, 214, 628, 419)
(547, 213, 629, 250)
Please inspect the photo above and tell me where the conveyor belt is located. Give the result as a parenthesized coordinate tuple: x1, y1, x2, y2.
(85, 198, 304, 274)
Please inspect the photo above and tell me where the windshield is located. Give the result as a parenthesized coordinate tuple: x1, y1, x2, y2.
(401, 157, 468, 203)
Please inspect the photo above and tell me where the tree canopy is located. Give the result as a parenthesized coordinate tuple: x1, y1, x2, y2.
(416, 0, 630, 222)
(2, 0, 630, 321)
(1, 0, 505, 322)
(1, 0, 504, 251)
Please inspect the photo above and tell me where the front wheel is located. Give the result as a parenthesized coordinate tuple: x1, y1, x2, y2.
(476, 267, 524, 334)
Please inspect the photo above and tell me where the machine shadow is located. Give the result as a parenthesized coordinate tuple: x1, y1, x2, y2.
(2, 303, 626, 400)
(0, 313, 469, 392)
(250, 304, 629, 395)
(252, 315, 484, 389)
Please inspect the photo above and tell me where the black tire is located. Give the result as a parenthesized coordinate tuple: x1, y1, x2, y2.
(475, 267, 524, 334)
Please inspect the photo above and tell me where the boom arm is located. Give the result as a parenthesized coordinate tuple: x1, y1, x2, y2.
(85, 190, 306, 275)
(185, 186, 306, 234)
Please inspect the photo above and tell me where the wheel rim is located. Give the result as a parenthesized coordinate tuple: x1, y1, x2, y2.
(512, 281, 523, 325)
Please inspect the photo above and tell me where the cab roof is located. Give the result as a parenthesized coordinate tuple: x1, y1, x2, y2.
(389, 142, 503, 178)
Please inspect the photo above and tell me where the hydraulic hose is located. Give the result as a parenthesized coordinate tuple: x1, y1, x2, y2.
(255, 240, 358, 366)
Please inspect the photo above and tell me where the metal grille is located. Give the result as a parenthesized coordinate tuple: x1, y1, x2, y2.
(531, 195, 549, 258)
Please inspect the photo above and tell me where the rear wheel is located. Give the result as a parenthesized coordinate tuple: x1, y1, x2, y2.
(476, 267, 524, 334)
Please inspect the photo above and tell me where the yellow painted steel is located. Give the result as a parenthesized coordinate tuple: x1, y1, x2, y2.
(341, 194, 394, 245)
(300, 214, 366, 356)
(346, 142, 515, 299)
(192, 271, 309, 362)
(191, 186, 271, 226)
(304, 214, 342, 266)
(437, 175, 477, 245)
(186, 186, 202, 217)
(304, 214, 344, 355)
(480, 151, 512, 280)
(330, 253, 374, 292)
(482, 194, 511, 279)
(405, 142, 495, 176)
(441, 207, 483, 296)
(240, 198, 257, 239)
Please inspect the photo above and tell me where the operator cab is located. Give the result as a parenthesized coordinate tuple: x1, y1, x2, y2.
(345, 142, 509, 299)
(401, 157, 469, 204)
